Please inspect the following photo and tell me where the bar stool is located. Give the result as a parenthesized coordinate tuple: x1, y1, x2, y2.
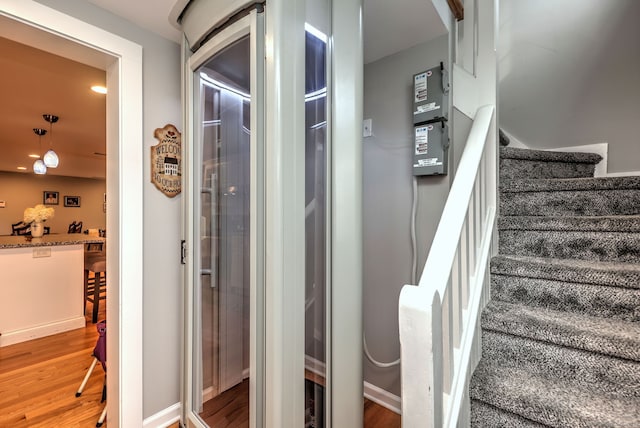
(85, 256, 106, 324)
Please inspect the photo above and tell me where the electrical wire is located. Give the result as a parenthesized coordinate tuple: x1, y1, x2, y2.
(364, 332, 400, 368)
(411, 176, 418, 285)
(362, 176, 419, 369)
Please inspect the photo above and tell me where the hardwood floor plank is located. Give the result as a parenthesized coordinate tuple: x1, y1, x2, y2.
(198, 379, 401, 428)
(0, 304, 107, 427)
(1, 298, 401, 428)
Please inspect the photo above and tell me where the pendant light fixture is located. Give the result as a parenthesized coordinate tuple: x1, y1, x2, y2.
(33, 128, 47, 175)
(42, 114, 59, 168)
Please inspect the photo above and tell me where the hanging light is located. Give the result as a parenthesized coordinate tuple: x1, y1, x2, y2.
(32, 128, 47, 175)
(42, 114, 59, 168)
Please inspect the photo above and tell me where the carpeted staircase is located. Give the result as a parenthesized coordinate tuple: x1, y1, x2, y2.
(469, 147, 640, 427)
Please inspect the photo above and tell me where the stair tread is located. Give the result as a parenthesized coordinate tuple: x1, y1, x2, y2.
(501, 175, 640, 193)
(498, 227, 640, 263)
(482, 300, 640, 361)
(471, 400, 547, 428)
(491, 274, 640, 321)
(491, 254, 640, 289)
(500, 147, 603, 164)
(470, 363, 640, 427)
(481, 330, 640, 397)
(499, 215, 640, 232)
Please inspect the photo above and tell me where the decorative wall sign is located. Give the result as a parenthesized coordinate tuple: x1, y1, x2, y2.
(151, 124, 182, 198)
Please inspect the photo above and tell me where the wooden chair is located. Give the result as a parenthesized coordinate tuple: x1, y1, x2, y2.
(84, 245, 106, 324)
(11, 221, 31, 236)
(68, 221, 83, 234)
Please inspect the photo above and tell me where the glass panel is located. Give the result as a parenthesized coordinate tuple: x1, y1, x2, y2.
(195, 35, 251, 427)
(304, 22, 328, 428)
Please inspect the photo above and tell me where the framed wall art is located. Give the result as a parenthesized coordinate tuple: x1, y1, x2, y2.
(64, 196, 81, 207)
(43, 191, 59, 205)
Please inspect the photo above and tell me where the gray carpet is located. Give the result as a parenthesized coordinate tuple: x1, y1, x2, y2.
(469, 148, 640, 427)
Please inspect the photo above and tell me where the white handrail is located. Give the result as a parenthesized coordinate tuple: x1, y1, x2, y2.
(418, 105, 493, 294)
(399, 104, 496, 427)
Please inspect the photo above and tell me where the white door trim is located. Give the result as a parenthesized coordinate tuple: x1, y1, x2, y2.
(0, 1, 144, 426)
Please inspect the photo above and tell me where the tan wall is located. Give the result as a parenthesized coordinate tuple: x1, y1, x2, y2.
(0, 171, 106, 235)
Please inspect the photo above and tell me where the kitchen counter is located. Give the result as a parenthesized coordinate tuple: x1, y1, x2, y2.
(0, 235, 105, 347)
(0, 234, 105, 249)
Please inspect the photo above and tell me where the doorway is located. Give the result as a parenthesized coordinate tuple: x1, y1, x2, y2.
(0, 2, 143, 425)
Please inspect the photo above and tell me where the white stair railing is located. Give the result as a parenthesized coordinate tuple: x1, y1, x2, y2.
(399, 104, 496, 427)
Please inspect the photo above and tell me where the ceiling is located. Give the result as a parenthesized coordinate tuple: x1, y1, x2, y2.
(85, 0, 447, 63)
(0, 0, 447, 179)
(0, 34, 107, 179)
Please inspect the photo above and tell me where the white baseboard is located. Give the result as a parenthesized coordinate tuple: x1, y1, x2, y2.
(143, 402, 181, 428)
(203, 386, 215, 403)
(144, 372, 401, 427)
(606, 170, 640, 177)
(0, 316, 86, 347)
(304, 355, 401, 415)
(202, 368, 250, 403)
(364, 381, 401, 415)
(305, 354, 326, 378)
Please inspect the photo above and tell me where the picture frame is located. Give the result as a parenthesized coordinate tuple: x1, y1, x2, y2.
(64, 196, 81, 207)
(43, 191, 59, 205)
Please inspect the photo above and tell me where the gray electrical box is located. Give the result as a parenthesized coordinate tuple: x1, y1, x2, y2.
(413, 64, 448, 125)
(413, 120, 449, 176)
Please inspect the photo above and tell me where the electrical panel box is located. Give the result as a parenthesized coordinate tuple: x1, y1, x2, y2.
(413, 64, 448, 126)
(413, 120, 449, 176)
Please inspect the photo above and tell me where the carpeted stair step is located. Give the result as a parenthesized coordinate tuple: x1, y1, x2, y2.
(469, 363, 640, 427)
(491, 273, 640, 321)
(481, 300, 640, 361)
(470, 400, 546, 428)
(499, 215, 640, 233)
(500, 176, 640, 216)
(480, 330, 640, 398)
(500, 147, 602, 180)
(491, 254, 640, 290)
(499, 216, 640, 263)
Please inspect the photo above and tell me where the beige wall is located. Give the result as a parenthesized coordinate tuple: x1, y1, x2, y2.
(0, 171, 106, 235)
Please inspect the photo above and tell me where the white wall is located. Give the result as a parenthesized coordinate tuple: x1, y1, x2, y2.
(36, 0, 182, 418)
(363, 34, 448, 397)
(499, 0, 640, 173)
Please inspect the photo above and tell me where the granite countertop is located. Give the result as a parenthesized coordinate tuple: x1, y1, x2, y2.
(0, 234, 106, 249)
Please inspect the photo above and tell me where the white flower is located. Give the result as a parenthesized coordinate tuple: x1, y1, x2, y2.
(24, 204, 55, 224)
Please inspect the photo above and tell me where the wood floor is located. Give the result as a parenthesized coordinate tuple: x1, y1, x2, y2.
(198, 378, 401, 428)
(1, 301, 400, 428)
(0, 305, 107, 427)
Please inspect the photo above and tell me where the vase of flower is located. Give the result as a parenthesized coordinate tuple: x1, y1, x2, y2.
(24, 204, 55, 238)
(31, 221, 44, 238)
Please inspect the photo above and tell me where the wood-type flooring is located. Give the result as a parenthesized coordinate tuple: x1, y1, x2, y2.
(1, 302, 400, 428)
(198, 376, 400, 428)
(0, 305, 107, 427)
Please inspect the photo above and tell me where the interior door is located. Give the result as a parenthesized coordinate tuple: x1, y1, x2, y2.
(184, 10, 264, 428)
